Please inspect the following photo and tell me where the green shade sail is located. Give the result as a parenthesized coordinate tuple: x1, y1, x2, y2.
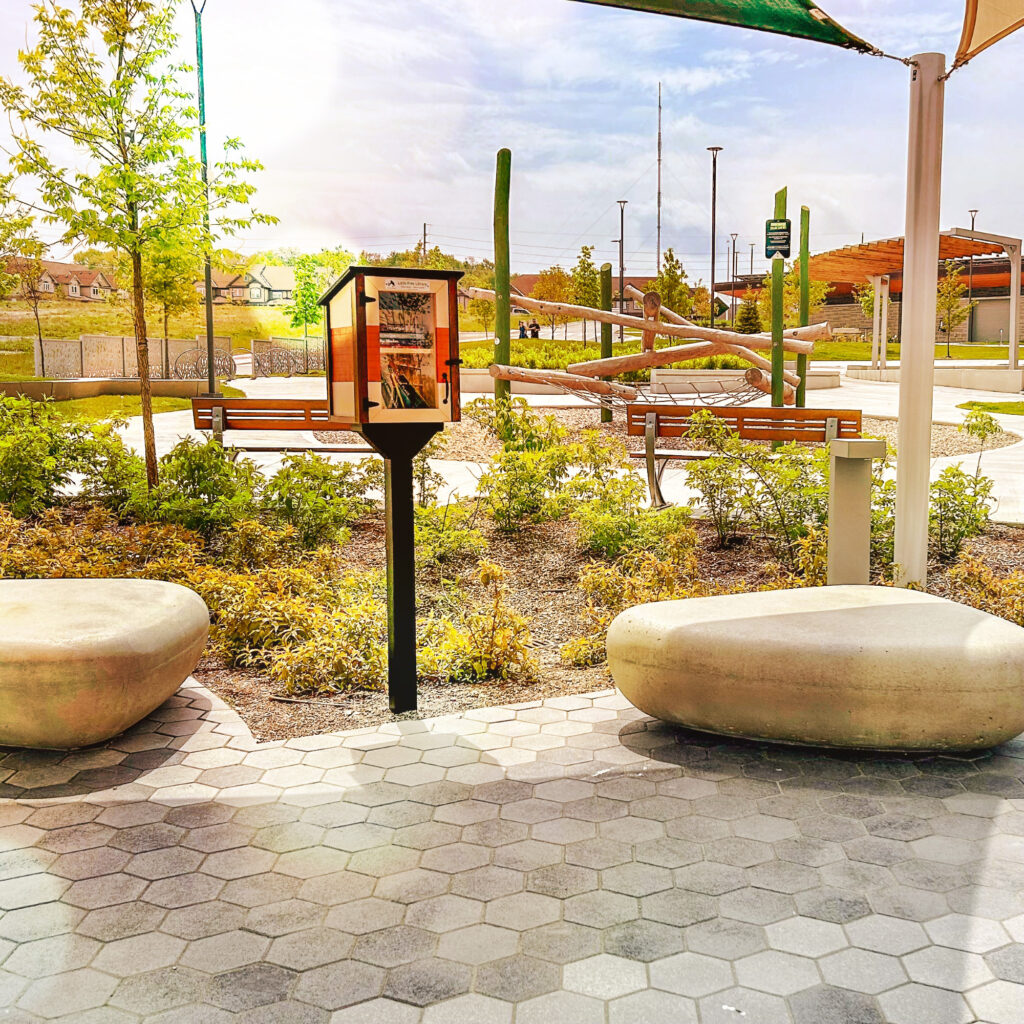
(572, 0, 877, 52)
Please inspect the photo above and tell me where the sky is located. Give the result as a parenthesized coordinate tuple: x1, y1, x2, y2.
(0, 0, 1021, 284)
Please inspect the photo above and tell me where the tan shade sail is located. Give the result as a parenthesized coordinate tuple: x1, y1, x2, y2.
(955, 0, 1024, 66)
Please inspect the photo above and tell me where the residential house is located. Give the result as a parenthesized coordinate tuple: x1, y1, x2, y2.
(19, 261, 117, 301)
(244, 265, 296, 305)
(195, 271, 245, 304)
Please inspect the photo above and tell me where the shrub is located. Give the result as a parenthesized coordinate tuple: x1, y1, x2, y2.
(947, 552, 1024, 626)
(573, 489, 693, 559)
(464, 396, 567, 451)
(260, 452, 372, 548)
(413, 432, 448, 506)
(928, 465, 993, 561)
(78, 423, 148, 514)
(478, 446, 574, 531)
(415, 501, 486, 567)
(133, 438, 260, 536)
(0, 395, 95, 516)
(419, 561, 537, 683)
(685, 454, 746, 547)
(561, 527, 721, 666)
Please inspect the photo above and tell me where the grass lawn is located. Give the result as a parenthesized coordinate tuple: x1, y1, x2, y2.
(0, 300, 309, 347)
(49, 384, 246, 424)
(958, 400, 1024, 417)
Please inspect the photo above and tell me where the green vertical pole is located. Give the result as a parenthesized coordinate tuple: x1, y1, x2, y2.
(797, 205, 810, 407)
(192, 0, 217, 398)
(600, 263, 613, 423)
(493, 149, 511, 403)
(771, 186, 787, 407)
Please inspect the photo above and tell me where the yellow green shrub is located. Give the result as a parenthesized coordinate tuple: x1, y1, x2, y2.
(947, 552, 1024, 626)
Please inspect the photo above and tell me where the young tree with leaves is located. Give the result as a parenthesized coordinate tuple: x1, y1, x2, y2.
(571, 245, 600, 344)
(757, 264, 830, 329)
(0, 174, 35, 296)
(288, 254, 326, 341)
(466, 297, 495, 338)
(137, 231, 201, 350)
(936, 260, 975, 358)
(533, 265, 573, 339)
(646, 246, 691, 316)
(1, 0, 273, 486)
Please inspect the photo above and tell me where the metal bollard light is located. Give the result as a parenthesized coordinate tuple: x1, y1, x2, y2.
(827, 438, 887, 586)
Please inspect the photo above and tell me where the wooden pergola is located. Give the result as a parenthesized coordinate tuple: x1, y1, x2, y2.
(807, 234, 1004, 284)
(805, 232, 1019, 370)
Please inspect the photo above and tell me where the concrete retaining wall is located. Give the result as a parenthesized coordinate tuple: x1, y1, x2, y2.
(846, 366, 1024, 393)
(1, 378, 209, 400)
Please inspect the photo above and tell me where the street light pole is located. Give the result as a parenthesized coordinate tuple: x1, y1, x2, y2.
(191, 0, 217, 397)
(707, 147, 722, 326)
(749, 242, 755, 275)
(968, 208, 978, 343)
(729, 231, 738, 324)
(617, 200, 627, 343)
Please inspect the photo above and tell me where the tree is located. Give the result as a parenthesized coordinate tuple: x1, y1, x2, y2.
(467, 297, 495, 338)
(853, 281, 875, 322)
(936, 260, 975, 358)
(646, 247, 691, 316)
(139, 231, 201, 347)
(734, 292, 763, 334)
(690, 283, 710, 322)
(0, 174, 35, 296)
(286, 249, 355, 339)
(757, 264, 830, 328)
(532, 265, 573, 339)
(1, 0, 273, 487)
(287, 254, 326, 340)
(571, 245, 600, 343)
(8, 235, 50, 362)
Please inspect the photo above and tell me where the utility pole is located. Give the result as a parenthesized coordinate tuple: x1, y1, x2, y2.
(617, 200, 627, 343)
(422, 223, 428, 266)
(729, 232, 738, 324)
(656, 82, 662, 274)
(191, 0, 216, 397)
(968, 208, 978, 342)
(707, 147, 722, 326)
(750, 242, 755, 275)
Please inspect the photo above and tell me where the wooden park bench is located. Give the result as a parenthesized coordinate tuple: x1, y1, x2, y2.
(625, 403, 862, 507)
(190, 397, 373, 455)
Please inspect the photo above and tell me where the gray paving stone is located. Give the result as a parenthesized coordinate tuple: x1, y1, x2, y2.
(563, 952, 646, 999)
(685, 918, 768, 960)
(207, 963, 296, 1011)
(292, 960, 385, 1009)
(699, 985, 792, 1024)
(383, 957, 471, 1006)
(474, 954, 559, 1001)
(603, 918, 684, 961)
(608, 988, 699, 1024)
(352, 925, 437, 967)
(650, 950, 734, 996)
(735, 949, 820, 995)
(820, 947, 906, 993)
(789, 984, 884, 1024)
(877, 982, 974, 1024)
(513, 990, 604, 1024)
(266, 927, 355, 970)
(107, 966, 209, 1015)
(967, 980, 1024, 1024)
(520, 921, 601, 964)
(905, 944, 995, 989)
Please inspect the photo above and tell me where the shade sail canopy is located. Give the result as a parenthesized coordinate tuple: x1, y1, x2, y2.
(572, 0, 877, 51)
(807, 234, 1005, 284)
(955, 0, 1024, 66)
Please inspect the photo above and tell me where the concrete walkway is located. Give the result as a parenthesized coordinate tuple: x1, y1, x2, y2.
(1, 680, 1022, 1022)
(118, 369, 1024, 522)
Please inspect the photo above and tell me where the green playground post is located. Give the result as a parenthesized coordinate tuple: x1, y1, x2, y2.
(493, 148, 511, 403)
(797, 205, 810, 407)
(771, 186, 787, 407)
(600, 263, 613, 423)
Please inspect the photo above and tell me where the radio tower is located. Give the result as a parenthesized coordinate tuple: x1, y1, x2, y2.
(656, 82, 663, 274)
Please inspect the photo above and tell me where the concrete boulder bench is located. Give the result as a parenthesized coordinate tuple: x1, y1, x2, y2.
(607, 585, 1024, 752)
(0, 578, 209, 749)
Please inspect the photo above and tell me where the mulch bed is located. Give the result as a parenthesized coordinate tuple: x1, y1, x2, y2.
(316, 406, 1019, 463)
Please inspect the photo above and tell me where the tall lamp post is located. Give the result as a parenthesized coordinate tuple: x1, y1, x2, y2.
(729, 231, 738, 324)
(749, 242, 755, 275)
(968, 208, 978, 343)
(617, 200, 627, 342)
(191, 0, 217, 397)
(707, 147, 722, 326)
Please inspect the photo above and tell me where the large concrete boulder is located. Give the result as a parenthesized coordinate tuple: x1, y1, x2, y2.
(0, 578, 209, 749)
(607, 585, 1024, 752)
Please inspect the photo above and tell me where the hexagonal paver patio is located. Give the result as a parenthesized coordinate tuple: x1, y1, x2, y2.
(1, 679, 1024, 1023)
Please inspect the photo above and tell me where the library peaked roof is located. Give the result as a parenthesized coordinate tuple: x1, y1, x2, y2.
(573, 0, 877, 51)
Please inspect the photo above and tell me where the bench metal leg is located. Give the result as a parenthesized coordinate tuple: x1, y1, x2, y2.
(645, 412, 671, 509)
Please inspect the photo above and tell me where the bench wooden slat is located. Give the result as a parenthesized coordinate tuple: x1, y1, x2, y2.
(192, 398, 340, 432)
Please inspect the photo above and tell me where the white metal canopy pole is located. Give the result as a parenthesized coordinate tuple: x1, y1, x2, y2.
(868, 274, 882, 368)
(880, 276, 890, 368)
(894, 53, 946, 588)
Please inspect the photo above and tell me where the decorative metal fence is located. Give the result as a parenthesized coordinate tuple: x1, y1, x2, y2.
(251, 335, 325, 376)
(35, 335, 234, 379)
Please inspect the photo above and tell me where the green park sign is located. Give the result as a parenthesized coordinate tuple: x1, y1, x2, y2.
(765, 219, 792, 259)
